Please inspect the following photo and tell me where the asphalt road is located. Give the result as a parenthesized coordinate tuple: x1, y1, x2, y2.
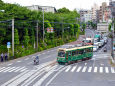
(0, 29, 114, 86)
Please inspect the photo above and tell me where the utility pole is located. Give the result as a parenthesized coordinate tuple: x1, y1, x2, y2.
(36, 20, 38, 49)
(12, 19, 14, 56)
(43, 9, 45, 43)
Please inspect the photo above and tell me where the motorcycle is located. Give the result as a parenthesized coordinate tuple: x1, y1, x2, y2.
(34, 58, 39, 65)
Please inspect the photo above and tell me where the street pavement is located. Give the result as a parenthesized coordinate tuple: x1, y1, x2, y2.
(0, 29, 114, 86)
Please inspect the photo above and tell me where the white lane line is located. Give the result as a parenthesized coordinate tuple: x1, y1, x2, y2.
(93, 58, 95, 67)
(9, 67, 20, 72)
(105, 67, 109, 73)
(20, 68, 28, 72)
(71, 66, 77, 72)
(88, 67, 92, 72)
(33, 65, 57, 86)
(99, 67, 103, 73)
(111, 67, 115, 73)
(14, 66, 26, 72)
(42, 53, 45, 55)
(25, 58, 29, 60)
(7, 70, 37, 86)
(1, 70, 29, 86)
(17, 60, 21, 63)
(82, 66, 87, 72)
(21, 67, 47, 86)
(45, 67, 67, 86)
(7, 63, 13, 66)
(94, 67, 98, 73)
(76, 66, 82, 72)
(65, 66, 71, 72)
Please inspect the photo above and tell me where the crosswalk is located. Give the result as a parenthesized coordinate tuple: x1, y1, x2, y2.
(64, 65, 115, 74)
(0, 66, 28, 73)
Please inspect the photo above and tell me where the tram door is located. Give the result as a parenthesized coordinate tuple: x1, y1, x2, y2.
(66, 51, 71, 61)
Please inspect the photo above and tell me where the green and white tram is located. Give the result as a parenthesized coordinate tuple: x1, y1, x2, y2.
(57, 45, 93, 65)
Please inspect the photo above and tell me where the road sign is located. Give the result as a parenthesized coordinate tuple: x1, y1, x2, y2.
(7, 42, 11, 48)
(47, 28, 50, 33)
(50, 27, 54, 33)
(47, 27, 54, 33)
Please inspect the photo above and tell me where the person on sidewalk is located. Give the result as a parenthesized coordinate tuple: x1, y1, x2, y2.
(1, 53, 4, 62)
(5, 53, 8, 61)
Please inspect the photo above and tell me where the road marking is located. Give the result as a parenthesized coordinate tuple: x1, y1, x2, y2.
(9, 67, 20, 72)
(100, 64, 104, 66)
(71, 66, 77, 72)
(7, 70, 37, 86)
(14, 66, 26, 72)
(0, 67, 6, 72)
(94, 67, 97, 73)
(65, 66, 71, 72)
(21, 65, 57, 86)
(99, 67, 103, 73)
(82, 66, 87, 72)
(93, 58, 95, 67)
(45, 67, 67, 86)
(111, 67, 115, 73)
(105, 67, 109, 73)
(85, 63, 87, 65)
(7, 63, 13, 66)
(25, 58, 29, 60)
(17, 60, 21, 63)
(88, 67, 92, 72)
(0, 67, 10, 72)
(1, 70, 29, 86)
(33, 65, 57, 86)
(3, 67, 15, 72)
(76, 66, 82, 72)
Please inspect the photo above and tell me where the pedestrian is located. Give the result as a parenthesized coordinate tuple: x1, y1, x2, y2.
(5, 53, 8, 61)
(1, 53, 4, 62)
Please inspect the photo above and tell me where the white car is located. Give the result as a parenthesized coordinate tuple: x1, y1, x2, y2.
(103, 37, 107, 44)
(93, 46, 98, 52)
(100, 40, 105, 46)
(93, 42, 99, 49)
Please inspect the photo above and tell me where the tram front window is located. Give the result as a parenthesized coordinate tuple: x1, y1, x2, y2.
(58, 51, 65, 57)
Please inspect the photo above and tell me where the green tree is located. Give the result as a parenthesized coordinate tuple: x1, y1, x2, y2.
(30, 28, 35, 47)
(14, 29, 19, 45)
(23, 28, 30, 48)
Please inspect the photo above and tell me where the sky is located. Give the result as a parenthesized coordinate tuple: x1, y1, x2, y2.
(2, 0, 109, 10)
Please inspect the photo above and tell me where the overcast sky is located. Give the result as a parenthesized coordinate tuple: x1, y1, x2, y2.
(2, 0, 109, 10)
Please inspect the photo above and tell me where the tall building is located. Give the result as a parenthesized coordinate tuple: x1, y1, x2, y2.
(79, 9, 88, 22)
(91, 3, 99, 23)
(83, 10, 92, 22)
(26, 5, 57, 13)
(99, 2, 107, 22)
(109, 0, 115, 17)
